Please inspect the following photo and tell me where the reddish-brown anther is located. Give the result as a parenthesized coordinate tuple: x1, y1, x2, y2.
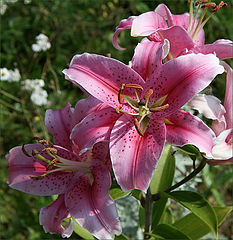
(201, 3, 217, 8)
(211, 1, 227, 12)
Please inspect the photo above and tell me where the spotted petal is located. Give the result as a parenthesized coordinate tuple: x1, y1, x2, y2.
(65, 160, 121, 239)
(73, 96, 107, 124)
(110, 114, 165, 192)
(147, 53, 224, 117)
(71, 107, 120, 153)
(131, 38, 169, 80)
(45, 103, 74, 150)
(39, 194, 73, 238)
(63, 53, 145, 108)
(165, 110, 215, 157)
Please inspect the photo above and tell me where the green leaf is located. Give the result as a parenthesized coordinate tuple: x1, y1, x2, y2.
(139, 205, 145, 229)
(152, 224, 192, 239)
(175, 144, 200, 158)
(109, 187, 130, 200)
(115, 233, 132, 240)
(163, 191, 218, 238)
(173, 206, 232, 240)
(150, 144, 175, 194)
(159, 206, 173, 225)
(72, 217, 95, 240)
(150, 144, 175, 228)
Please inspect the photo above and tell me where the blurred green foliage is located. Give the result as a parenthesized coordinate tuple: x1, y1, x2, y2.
(0, 0, 232, 239)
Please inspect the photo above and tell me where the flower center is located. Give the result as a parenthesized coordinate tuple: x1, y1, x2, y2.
(22, 137, 90, 180)
(116, 84, 169, 136)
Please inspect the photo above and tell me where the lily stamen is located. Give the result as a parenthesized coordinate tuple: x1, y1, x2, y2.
(149, 103, 169, 112)
(134, 118, 144, 136)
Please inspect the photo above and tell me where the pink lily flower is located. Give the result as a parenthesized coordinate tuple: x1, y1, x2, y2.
(63, 52, 224, 192)
(188, 62, 232, 164)
(7, 103, 121, 239)
(113, 2, 232, 60)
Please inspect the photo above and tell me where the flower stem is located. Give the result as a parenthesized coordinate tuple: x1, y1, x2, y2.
(152, 158, 206, 201)
(144, 187, 153, 238)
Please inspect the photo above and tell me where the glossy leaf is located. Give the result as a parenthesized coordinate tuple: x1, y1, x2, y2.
(72, 217, 95, 240)
(173, 206, 232, 239)
(152, 223, 192, 239)
(150, 144, 175, 229)
(150, 144, 176, 194)
(162, 191, 218, 238)
(109, 187, 130, 200)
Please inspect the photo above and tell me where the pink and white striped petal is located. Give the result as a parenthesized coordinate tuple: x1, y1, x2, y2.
(39, 194, 73, 238)
(165, 110, 215, 157)
(110, 114, 165, 192)
(154, 3, 174, 27)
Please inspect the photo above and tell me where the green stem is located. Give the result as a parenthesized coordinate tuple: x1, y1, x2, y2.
(152, 158, 206, 201)
(144, 187, 153, 239)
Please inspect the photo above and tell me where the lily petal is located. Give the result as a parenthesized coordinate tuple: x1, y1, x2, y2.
(155, 3, 174, 27)
(73, 96, 107, 124)
(112, 16, 136, 50)
(132, 38, 169, 80)
(7, 144, 76, 196)
(148, 53, 224, 117)
(71, 107, 120, 153)
(131, 11, 167, 37)
(63, 53, 145, 108)
(39, 194, 73, 238)
(157, 26, 194, 58)
(45, 103, 74, 151)
(110, 114, 165, 192)
(196, 39, 233, 60)
(65, 160, 121, 239)
(188, 94, 226, 121)
(166, 110, 215, 157)
(210, 129, 232, 160)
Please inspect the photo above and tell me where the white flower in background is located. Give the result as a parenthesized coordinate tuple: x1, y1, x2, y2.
(32, 33, 51, 52)
(0, 67, 21, 82)
(24, 0, 31, 4)
(0, 1, 7, 15)
(22, 79, 45, 90)
(9, 68, 21, 82)
(30, 87, 48, 106)
(0, 68, 10, 80)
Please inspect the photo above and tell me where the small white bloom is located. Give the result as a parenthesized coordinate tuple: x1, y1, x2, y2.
(0, 68, 10, 81)
(30, 87, 48, 106)
(24, 0, 31, 4)
(32, 33, 51, 52)
(22, 79, 45, 90)
(0, 2, 7, 15)
(9, 68, 21, 82)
